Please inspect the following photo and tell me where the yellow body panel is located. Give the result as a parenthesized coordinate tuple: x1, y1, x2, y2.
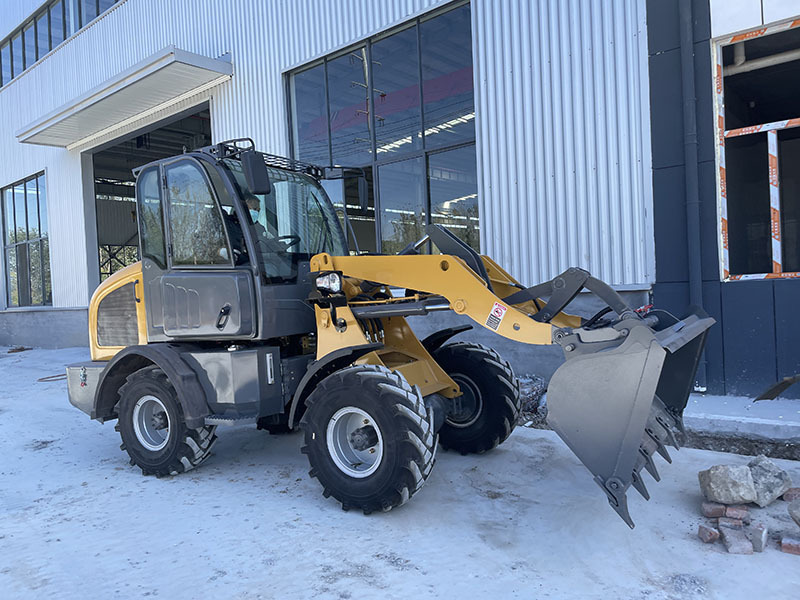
(310, 253, 574, 346)
(480, 255, 582, 329)
(89, 262, 147, 361)
(314, 304, 459, 398)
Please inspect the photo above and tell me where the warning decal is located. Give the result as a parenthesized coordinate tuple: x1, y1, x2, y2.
(485, 302, 508, 331)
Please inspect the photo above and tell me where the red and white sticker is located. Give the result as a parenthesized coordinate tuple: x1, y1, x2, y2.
(485, 302, 508, 330)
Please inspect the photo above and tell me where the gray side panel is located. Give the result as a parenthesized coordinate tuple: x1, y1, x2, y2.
(183, 347, 282, 418)
(161, 271, 255, 338)
(66, 361, 106, 416)
(96, 282, 138, 347)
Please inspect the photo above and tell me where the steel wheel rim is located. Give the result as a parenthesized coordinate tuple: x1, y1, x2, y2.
(326, 407, 384, 478)
(446, 375, 483, 428)
(132, 395, 171, 451)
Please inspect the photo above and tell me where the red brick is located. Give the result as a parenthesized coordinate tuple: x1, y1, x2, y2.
(698, 524, 720, 543)
(717, 517, 743, 530)
(701, 502, 726, 518)
(784, 488, 800, 502)
(725, 506, 750, 522)
(781, 537, 800, 555)
(725, 506, 750, 521)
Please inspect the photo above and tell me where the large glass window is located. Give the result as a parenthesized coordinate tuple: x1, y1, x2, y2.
(22, 22, 35, 69)
(372, 26, 422, 156)
(11, 33, 22, 78)
(80, 0, 99, 27)
(420, 3, 475, 149)
(50, 1, 66, 48)
(165, 161, 231, 267)
(379, 158, 425, 254)
(290, 63, 329, 165)
(288, 1, 477, 254)
(2, 173, 51, 307)
(327, 47, 373, 166)
(37, 12, 50, 60)
(429, 145, 479, 249)
(0, 43, 10, 86)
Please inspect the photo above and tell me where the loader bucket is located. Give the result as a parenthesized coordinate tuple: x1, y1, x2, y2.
(546, 307, 714, 528)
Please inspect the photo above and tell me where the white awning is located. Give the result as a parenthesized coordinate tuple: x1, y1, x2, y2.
(17, 46, 232, 148)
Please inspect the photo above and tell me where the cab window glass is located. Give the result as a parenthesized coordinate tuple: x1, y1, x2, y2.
(165, 161, 231, 266)
(137, 168, 165, 268)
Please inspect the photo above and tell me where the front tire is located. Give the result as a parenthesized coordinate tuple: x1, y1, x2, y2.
(116, 366, 217, 476)
(299, 365, 436, 514)
(433, 342, 521, 454)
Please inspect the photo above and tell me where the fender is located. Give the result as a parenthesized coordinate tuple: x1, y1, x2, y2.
(92, 344, 212, 429)
(287, 342, 383, 429)
(420, 324, 473, 354)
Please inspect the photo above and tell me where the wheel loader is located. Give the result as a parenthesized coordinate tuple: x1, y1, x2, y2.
(66, 139, 714, 527)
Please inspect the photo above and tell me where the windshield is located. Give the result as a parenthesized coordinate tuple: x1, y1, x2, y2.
(222, 158, 348, 282)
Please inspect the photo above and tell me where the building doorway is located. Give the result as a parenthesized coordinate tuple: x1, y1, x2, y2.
(91, 104, 211, 281)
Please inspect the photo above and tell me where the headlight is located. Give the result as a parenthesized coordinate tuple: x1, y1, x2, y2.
(315, 272, 342, 293)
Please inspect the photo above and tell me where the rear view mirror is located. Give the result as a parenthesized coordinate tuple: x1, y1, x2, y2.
(241, 149, 271, 195)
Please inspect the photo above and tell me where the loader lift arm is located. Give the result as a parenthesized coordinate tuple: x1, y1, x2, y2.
(310, 241, 715, 528)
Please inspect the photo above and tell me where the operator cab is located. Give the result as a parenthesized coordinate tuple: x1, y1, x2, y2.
(133, 139, 348, 343)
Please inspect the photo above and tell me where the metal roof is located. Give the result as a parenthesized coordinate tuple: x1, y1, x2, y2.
(15, 45, 232, 148)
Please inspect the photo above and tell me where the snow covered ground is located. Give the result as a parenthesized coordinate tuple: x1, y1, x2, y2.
(1, 347, 799, 599)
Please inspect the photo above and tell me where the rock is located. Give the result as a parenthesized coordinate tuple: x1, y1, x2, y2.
(749, 524, 768, 552)
(697, 524, 719, 543)
(724, 505, 749, 522)
(698, 465, 757, 505)
(717, 517, 743, 530)
(719, 526, 754, 554)
(784, 488, 800, 502)
(701, 502, 726, 518)
(781, 537, 800, 556)
(747, 455, 792, 507)
(790, 499, 800, 528)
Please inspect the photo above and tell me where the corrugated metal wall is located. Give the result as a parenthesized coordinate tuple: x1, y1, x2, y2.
(0, 0, 653, 308)
(473, 0, 654, 287)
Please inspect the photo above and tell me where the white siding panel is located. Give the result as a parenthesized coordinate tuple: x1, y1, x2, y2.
(473, 0, 654, 286)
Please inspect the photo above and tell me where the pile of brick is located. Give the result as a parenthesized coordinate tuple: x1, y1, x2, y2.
(696, 455, 800, 555)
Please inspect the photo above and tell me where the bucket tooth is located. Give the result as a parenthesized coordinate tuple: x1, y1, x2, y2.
(645, 428, 672, 464)
(639, 447, 660, 481)
(661, 422, 681, 451)
(631, 471, 650, 501)
(594, 476, 635, 529)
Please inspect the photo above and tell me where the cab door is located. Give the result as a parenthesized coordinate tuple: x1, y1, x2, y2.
(138, 158, 256, 340)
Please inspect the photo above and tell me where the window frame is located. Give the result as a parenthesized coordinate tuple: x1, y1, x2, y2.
(135, 165, 166, 269)
(161, 157, 236, 271)
(284, 0, 477, 252)
(2, 171, 52, 308)
(714, 20, 800, 281)
(0, 0, 117, 88)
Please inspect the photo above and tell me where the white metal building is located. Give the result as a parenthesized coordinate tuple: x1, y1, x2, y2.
(0, 0, 654, 347)
(3, 0, 799, 397)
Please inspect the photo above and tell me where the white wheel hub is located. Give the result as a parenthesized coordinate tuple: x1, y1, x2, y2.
(326, 407, 384, 478)
(132, 395, 171, 451)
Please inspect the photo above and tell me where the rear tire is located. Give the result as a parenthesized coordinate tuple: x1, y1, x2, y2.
(116, 366, 217, 476)
(300, 364, 436, 514)
(433, 342, 521, 454)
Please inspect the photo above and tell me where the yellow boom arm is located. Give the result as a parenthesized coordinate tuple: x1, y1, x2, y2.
(309, 252, 581, 347)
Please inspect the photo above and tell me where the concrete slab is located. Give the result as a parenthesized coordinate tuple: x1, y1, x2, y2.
(685, 394, 800, 443)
